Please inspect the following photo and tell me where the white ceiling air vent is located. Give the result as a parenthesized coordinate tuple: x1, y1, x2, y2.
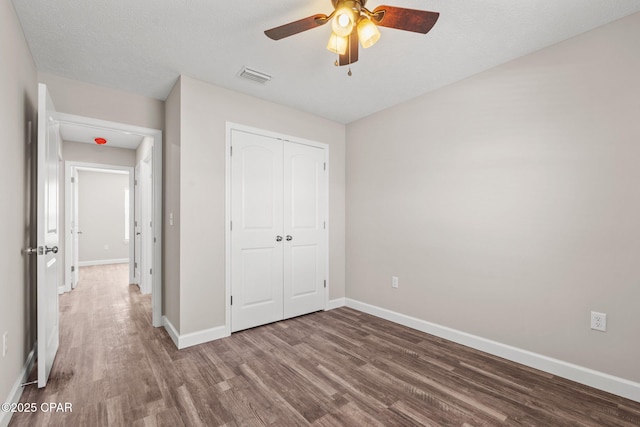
(238, 67, 272, 84)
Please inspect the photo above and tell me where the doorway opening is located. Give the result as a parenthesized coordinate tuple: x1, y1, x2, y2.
(59, 113, 163, 327)
(65, 164, 133, 288)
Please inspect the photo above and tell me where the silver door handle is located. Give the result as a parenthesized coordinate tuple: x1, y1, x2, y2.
(276, 235, 283, 242)
(136, 232, 141, 235)
(23, 247, 41, 255)
(77, 231, 83, 234)
(23, 246, 58, 255)
(286, 235, 293, 241)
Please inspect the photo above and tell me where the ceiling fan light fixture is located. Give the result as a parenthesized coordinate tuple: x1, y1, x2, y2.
(357, 17, 380, 48)
(326, 32, 348, 55)
(331, 3, 357, 37)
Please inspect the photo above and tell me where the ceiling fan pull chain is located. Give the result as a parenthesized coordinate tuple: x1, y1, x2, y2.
(347, 33, 352, 76)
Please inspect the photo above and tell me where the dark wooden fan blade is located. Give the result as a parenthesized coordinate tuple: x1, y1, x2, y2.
(264, 14, 329, 40)
(338, 28, 359, 66)
(372, 6, 439, 34)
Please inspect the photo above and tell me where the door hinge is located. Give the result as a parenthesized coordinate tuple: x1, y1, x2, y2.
(154, 237, 156, 243)
(230, 146, 233, 156)
(150, 221, 153, 227)
(71, 266, 75, 272)
(150, 268, 152, 275)
(324, 221, 326, 229)
(230, 221, 233, 231)
(231, 296, 233, 305)
(324, 280, 326, 289)
(135, 179, 138, 186)
(324, 162, 326, 171)
(70, 177, 75, 183)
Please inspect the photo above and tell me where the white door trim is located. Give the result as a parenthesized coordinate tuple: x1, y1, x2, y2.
(58, 112, 163, 327)
(225, 122, 330, 336)
(139, 150, 153, 295)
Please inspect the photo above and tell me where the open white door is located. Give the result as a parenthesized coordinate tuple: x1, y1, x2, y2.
(36, 83, 61, 388)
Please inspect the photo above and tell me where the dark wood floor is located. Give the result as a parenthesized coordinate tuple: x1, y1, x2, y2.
(10, 264, 640, 426)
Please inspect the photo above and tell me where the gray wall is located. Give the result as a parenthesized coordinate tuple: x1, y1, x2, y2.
(345, 12, 640, 383)
(39, 73, 165, 131)
(165, 76, 347, 335)
(0, 0, 38, 410)
(163, 78, 181, 330)
(77, 170, 130, 263)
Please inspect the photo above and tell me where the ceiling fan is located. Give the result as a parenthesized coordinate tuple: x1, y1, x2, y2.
(264, 0, 439, 68)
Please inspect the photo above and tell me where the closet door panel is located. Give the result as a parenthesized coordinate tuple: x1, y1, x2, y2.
(283, 142, 326, 319)
(231, 130, 284, 332)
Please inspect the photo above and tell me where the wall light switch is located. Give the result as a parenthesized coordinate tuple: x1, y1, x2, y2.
(392, 276, 399, 289)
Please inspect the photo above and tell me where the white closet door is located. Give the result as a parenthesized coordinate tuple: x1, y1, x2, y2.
(283, 142, 326, 319)
(231, 130, 284, 332)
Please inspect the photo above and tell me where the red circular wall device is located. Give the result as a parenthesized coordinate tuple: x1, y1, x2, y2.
(94, 137, 107, 145)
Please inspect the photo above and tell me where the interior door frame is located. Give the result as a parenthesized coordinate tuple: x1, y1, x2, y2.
(64, 162, 134, 290)
(134, 163, 141, 285)
(58, 112, 164, 327)
(70, 166, 79, 289)
(225, 122, 330, 336)
(138, 149, 153, 294)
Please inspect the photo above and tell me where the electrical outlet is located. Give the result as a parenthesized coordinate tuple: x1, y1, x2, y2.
(591, 311, 607, 332)
(392, 276, 399, 289)
(2, 332, 8, 357)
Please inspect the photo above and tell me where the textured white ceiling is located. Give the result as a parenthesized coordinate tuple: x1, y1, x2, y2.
(60, 123, 143, 150)
(11, 0, 640, 124)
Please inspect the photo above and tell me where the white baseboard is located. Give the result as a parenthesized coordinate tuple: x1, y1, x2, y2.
(162, 316, 228, 350)
(162, 316, 180, 348)
(1, 347, 36, 427)
(78, 258, 129, 267)
(326, 297, 346, 310)
(345, 298, 640, 403)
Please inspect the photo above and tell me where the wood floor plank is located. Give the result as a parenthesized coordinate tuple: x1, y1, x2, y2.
(8, 264, 640, 426)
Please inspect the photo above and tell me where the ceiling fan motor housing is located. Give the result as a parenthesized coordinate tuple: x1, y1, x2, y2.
(332, 0, 366, 8)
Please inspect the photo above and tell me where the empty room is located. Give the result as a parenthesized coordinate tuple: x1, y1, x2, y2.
(2, 0, 640, 425)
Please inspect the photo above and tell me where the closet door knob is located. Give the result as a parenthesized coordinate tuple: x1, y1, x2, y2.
(276, 235, 283, 242)
(286, 235, 293, 241)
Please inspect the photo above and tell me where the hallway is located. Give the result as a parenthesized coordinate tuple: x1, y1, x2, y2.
(11, 264, 165, 426)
